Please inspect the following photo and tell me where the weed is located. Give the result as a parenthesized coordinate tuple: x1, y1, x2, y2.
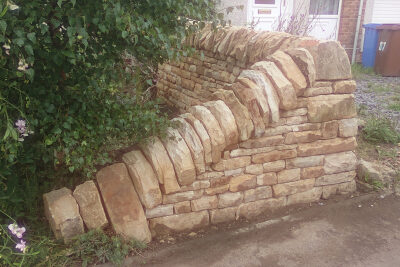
(363, 172, 384, 190)
(357, 103, 368, 117)
(388, 102, 400, 111)
(376, 146, 398, 161)
(362, 116, 400, 144)
(351, 64, 375, 79)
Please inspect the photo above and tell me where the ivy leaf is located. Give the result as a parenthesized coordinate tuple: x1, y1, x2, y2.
(27, 32, 36, 43)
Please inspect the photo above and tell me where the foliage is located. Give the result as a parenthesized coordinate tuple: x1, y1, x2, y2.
(351, 63, 375, 79)
(362, 116, 400, 144)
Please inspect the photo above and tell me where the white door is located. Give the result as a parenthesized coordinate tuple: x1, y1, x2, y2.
(248, 0, 282, 31)
(308, 0, 342, 40)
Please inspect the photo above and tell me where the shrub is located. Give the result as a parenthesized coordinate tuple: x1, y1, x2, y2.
(362, 116, 400, 144)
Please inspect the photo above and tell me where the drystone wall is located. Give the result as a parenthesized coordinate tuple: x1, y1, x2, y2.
(43, 26, 359, 244)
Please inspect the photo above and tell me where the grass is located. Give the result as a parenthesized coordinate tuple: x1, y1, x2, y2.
(366, 82, 392, 94)
(361, 116, 400, 144)
(351, 63, 376, 79)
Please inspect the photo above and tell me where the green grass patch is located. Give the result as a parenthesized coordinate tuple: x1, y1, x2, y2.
(362, 116, 400, 144)
(366, 82, 392, 93)
(351, 63, 376, 79)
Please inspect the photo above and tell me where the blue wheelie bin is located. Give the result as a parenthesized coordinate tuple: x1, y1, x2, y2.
(362, 23, 382, 68)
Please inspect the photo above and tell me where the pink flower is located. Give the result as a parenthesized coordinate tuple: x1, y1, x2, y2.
(15, 240, 26, 253)
(8, 223, 26, 238)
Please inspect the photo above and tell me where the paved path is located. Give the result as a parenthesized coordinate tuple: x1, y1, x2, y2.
(101, 193, 400, 267)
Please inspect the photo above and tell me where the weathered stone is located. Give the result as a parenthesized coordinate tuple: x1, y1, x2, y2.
(315, 171, 356, 186)
(190, 105, 226, 163)
(181, 113, 213, 165)
(252, 61, 297, 110)
(212, 89, 254, 141)
(197, 171, 224, 180)
(257, 173, 278, 186)
(301, 166, 325, 179)
(286, 115, 308, 126)
(162, 128, 196, 186)
(43, 187, 84, 242)
(236, 197, 286, 219)
(277, 168, 301, 183)
(173, 117, 205, 174)
(122, 150, 162, 209)
(264, 125, 293, 137)
(97, 164, 151, 243)
(180, 180, 210, 191)
(292, 122, 321, 132)
(231, 146, 275, 157)
(286, 155, 324, 169)
(321, 121, 339, 139)
(240, 135, 284, 149)
(210, 176, 231, 188)
(149, 211, 209, 236)
(212, 156, 251, 171)
(140, 137, 180, 194)
(145, 205, 174, 219)
(229, 174, 257, 192)
(357, 159, 396, 183)
(218, 191, 243, 208)
(307, 94, 357, 123)
(191, 195, 218, 211)
(337, 180, 357, 194)
(338, 118, 358, 137)
(244, 186, 272, 202)
(73, 181, 108, 230)
(322, 185, 339, 199)
(273, 178, 315, 197)
(298, 137, 356, 157)
(303, 86, 332, 97)
(205, 184, 230, 195)
(324, 151, 357, 174)
(281, 108, 308, 118)
(163, 190, 203, 204)
(269, 50, 307, 96)
(285, 131, 321, 144)
(203, 100, 239, 147)
(210, 207, 238, 224)
(245, 164, 264, 175)
(263, 160, 286, 172)
(333, 80, 356, 94)
(286, 48, 316, 87)
(174, 201, 192, 214)
(252, 149, 297, 164)
(287, 187, 322, 205)
(225, 168, 244, 177)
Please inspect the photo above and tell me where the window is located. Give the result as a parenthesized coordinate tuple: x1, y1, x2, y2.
(255, 0, 275, 5)
(309, 0, 340, 15)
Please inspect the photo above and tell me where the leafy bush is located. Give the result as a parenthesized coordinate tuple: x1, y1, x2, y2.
(362, 116, 400, 144)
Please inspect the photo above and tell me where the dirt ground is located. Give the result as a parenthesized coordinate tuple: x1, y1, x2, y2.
(97, 191, 400, 267)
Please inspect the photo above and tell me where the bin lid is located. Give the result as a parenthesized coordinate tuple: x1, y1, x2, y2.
(363, 23, 382, 29)
(376, 24, 400, 30)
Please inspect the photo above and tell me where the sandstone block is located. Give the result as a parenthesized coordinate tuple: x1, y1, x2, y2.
(145, 205, 174, 219)
(149, 211, 209, 236)
(190, 105, 226, 163)
(97, 164, 151, 243)
(229, 174, 257, 192)
(240, 135, 284, 149)
(286, 155, 324, 169)
(163, 190, 204, 204)
(307, 94, 357, 123)
(212, 156, 251, 171)
(297, 137, 357, 157)
(140, 137, 180, 194)
(284, 131, 321, 144)
(321, 121, 339, 139)
(197, 171, 224, 180)
(338, 118, 358, 137)
(269, 50, 307, 95)
(322, 185, 339, 199)
(203, 100, 239, 147)
(205, 185, 230, 196)
(337, 180, 357, 194)
(263, 160, 286, 172)
(122, 150, 162, 209)
(252, 61, 297, 110)
(180, 180, 210, 192)
(257, 173, 278, 186)
(333, 80, 356, 94)
(73, 181, 108, 230)
(173, 117, 205, 174)
(277, 168, 301, 183)
(210, 207, 238, 224)
(162, 128, 196, 186)
(287, 187, 322, 205)
(231, 146, 275, 157)
(324, 151, 357, 175)
(252, 149, 297, 164)
(210, 176, 231, 188)
(245, 164, 264, 175)
(286, 48, 316, 87)
(43, 187, 84, 242)
(218, 192, 243, 208)
(191, 195, 218, 211)
(301, 166, 324, 179)
(244, 186, 272, 202)
(315, 171, 356, 186)
(303, 86, 332, 97)
(181, 113, 213, 165)
(281, 108, 308, 118)
(273, 178, 315, 197)
(212, 89, 254, 141)
(236, 197, 286, 219)
(174, 201, 192, 214)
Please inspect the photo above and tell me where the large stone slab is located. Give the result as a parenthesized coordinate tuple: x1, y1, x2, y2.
(252, 149, 297, 164)
(287, 187, 322, 205)
(162, 128, 196, 186)
(96, 163, 151, 243)
(315, 171, 356, 186)
(73, 181, 108, 230)
(140, 137, 181, 194)
(122, 150, 162, 209)
(190, 105, 226, 163)
(307, 94, 357, 123)
(173, 117, 205, 174)
(297, 137, 357, 157)
(240, 135, 284, 149)
(285, 48, 316, 87)
(236, 197, 286, 219)
(212, 89, 254, 141)
(203, 100, 239, 147)
(212, 156, 251, 172)
(210, 207, 238, 224)
(229, 174, 257, 192)
(149, 211, 209, 236)
(251, 61, 297, 110)
(324, 151, 357, 174)
(269, 50, 307, 96)
(43, 187, 84, 242)
(181, 113, 213, 165)
(333, 80, 356, 94)
(272, 178, 315, 197)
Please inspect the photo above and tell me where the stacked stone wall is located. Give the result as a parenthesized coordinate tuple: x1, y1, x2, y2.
(43, 26, 358, 244)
